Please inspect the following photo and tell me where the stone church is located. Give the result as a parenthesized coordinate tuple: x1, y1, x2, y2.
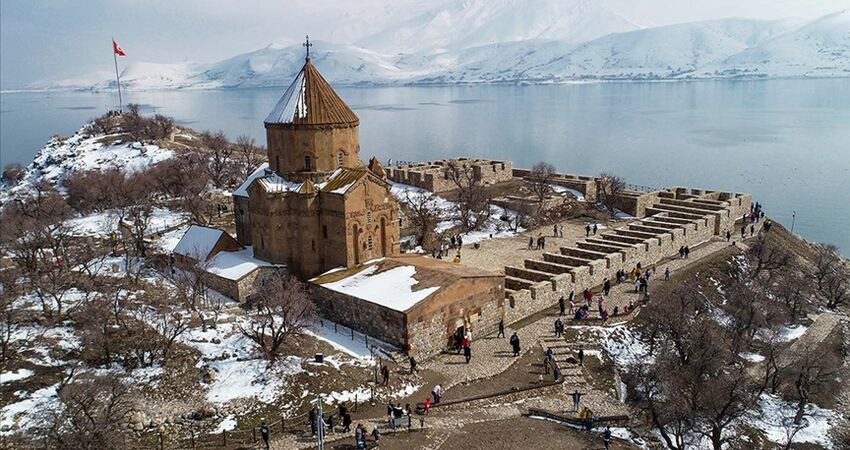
(232, 56, 401, 279)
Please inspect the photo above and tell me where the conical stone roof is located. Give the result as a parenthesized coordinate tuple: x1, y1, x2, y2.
(264, 59, 359, 127)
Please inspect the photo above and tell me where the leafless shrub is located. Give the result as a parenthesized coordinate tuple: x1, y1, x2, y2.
(235, 135, 265, 178)
(596, 172, 626, 214)
(2, 163, 25, 186)
(201, 130, 238, 189)
(446, 161, 491, 232)
(239, 274, 316, 362)
(399, 189, 443, 249)
(528, 161, 556, 208)
(38, 374, 135, 450)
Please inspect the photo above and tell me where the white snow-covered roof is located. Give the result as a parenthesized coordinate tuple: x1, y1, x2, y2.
(233, 163, 270, 198)
(207, 247, 283, 281)
(319, 264, 440, 312)
(173, 225, 227, 260)
(265, 69, 307, 124)
(257, 172, 300, 193)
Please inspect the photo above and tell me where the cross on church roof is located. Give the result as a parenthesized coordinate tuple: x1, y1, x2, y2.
(303, 35, 312, 61)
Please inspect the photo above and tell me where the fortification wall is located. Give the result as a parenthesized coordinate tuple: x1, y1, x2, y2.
(387, 158, 513, 193)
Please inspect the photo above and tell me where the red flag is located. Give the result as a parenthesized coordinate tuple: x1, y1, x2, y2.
(113, 40, 126, 57)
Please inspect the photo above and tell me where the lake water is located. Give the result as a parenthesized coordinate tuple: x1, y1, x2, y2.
(2, 79, 849, 253)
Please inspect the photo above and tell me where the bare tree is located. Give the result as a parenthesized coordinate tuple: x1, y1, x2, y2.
(234, 135, 265, 178)
(445, 161, 491, 232)
(0, 266, 23, 363)
(399, 189, 443, 249)
(201, 131, 236, 189)
(596, 172, 626, 214)
(747, 234, 793, 283)
(39, 374, 135, 450)
(789, 343, 841, 425)
(239, 274, 316, 363)
(527, 162, 556, 209)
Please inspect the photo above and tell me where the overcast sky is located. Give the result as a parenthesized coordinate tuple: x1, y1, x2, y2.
(1, 0, 845, 89)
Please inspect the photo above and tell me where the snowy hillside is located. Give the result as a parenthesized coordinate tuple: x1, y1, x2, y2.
(0, 124, 174, 204)
(39, 10, 850, 90)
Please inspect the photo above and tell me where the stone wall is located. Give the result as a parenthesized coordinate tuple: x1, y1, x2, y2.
(387, 158, 513, 193)
(312, 284, 408, 348)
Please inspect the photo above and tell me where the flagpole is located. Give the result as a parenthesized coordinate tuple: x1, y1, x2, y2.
(112, 37, 123, 112)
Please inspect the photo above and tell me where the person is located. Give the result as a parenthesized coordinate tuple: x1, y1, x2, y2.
(424, 397, 432, 413)
(571, 390, 585, 411)
(528, 236, 534, 250)
(764, 219, 772, 232)
(568, 290, 575, 312)
(554, 318, 563, 337)
(457, 235, 463, 247)
(260, 421, 270, 450)
(593, 223, 598, 235)
(405, 403, 413, 417)
(463, 342, 472, 363)
(634, 277, 640, 293)
(540, 236, 546, 250)
(603, 278, 611, 296)
(613, 305, 619, 316)
(725, 230, 731, 242)
(543, 355, 550, 374)
(665, 267, 671, 280)
(371, 426, 381, 442)
(510, 332, 521, 356)
(554, 224, 559, 237)
(409, 355, 418, 374)
(381, 364, 390, 386)
(578, 345, 585, 367)
(433, 384, 443, 403)
(309, 406, 318, 436)
(678, 245, 685, 258)
(450, 235, 456, 248)
(684, 245, 690, 259)
(585, 223, 591, 237)
(497, 318, 505, 338)
(750, 224, 755, 236)
(741, 225, 746, 238)
(355, 424, 365, 449)
(342, 412, 352, 433)
(559, 296, 566, 316)
(559, 224, 564, 238)
(327, 414, 336, 434)
(603, 427, 612, 450)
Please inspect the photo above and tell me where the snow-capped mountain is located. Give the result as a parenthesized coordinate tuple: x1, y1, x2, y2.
(39, 10, 850, 90)
(354, 0, 641, 53)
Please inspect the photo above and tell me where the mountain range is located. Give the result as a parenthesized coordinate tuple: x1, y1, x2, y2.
(34, 3, 850, 90)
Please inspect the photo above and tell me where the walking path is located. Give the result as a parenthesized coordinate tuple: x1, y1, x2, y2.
(264, 217, 769, 449)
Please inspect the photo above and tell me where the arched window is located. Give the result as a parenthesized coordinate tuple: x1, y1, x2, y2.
(366, 211, 372, 224)
(304, 155, 312, 170)
(367, 235, 373, 251)
(337, 152, 345, 167)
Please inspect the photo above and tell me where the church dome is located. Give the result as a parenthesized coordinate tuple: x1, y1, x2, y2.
(264, 59, 359, 127)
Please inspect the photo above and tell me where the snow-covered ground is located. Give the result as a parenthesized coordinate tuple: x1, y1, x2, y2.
(390, 181, 522, 245)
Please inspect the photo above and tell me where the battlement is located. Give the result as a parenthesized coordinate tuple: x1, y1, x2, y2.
(386, 157, 513, 193)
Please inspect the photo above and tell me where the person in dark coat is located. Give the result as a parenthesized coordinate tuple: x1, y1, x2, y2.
(309, 407, 318, 436)
(260, 421, 270, 449)
(342, 412, 352, 433)
(603, 427, 613, 450)
(510, 332, 521, 356)
(497, 318, 505, 338)
(381, 365, 390, 386)
(559, 296, 566, 316)
(603, 278, 611, 295)
(409, 355, 418, 374)
(578, 346, 585, 366)
(585, 223, 591, 237)
(463, 344, 471, 363)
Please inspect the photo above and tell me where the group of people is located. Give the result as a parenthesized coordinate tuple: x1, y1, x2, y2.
(386, 402, 413, 429)
(585, 223, 599, 237)
(678, 245, 691, 259)
(528, 234, 548, 250)
(307, 403, 355, 439)
(431, 234, 465, 259)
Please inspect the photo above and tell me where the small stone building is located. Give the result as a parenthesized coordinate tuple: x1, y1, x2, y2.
(172, 225, 284, 301)
(311, 255, 505, 358)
